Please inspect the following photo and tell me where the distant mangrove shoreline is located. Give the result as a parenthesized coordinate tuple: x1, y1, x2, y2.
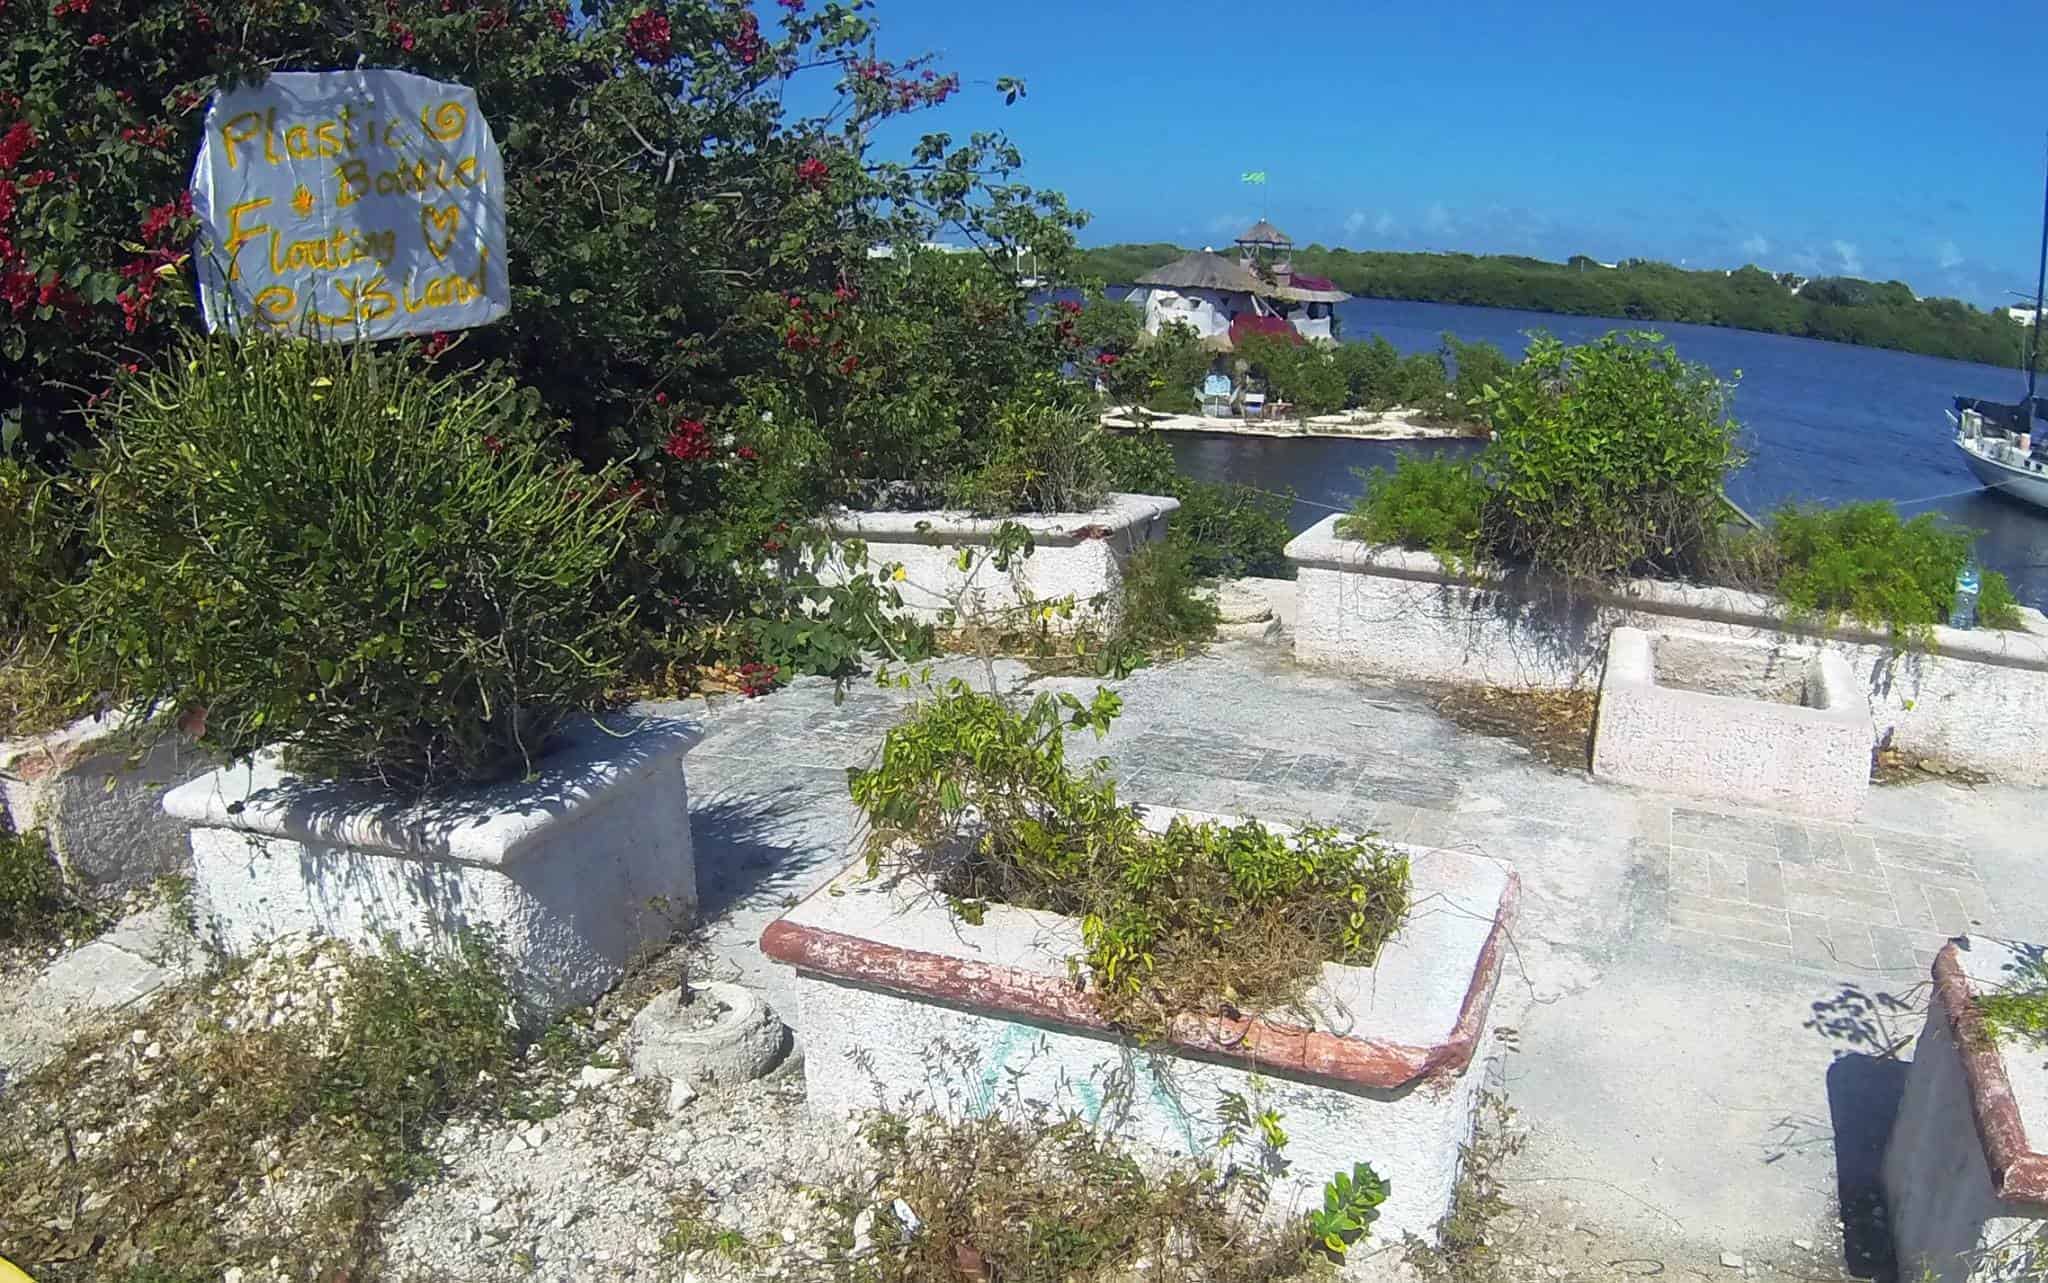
(1076, 243, 2046, 370)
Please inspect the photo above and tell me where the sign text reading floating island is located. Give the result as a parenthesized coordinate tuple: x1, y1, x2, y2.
(189, 69, 508, 340)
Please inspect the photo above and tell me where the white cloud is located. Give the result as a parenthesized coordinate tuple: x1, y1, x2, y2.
(1937, 239, 1964, 270)
(1374, 212, 1399, 236)
(1741, 234, 1770, 258)
(1832, 239, 1863, 275)
(1343, 210, 1367, 236)
(1423, 202, 1455, 235)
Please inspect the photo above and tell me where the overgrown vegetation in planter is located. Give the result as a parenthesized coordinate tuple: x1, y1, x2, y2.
(62, 335, 636, 792)
(1337, 331, 2029, 640)
(0, 934, 523, 1282)
(1102, 428, 1296, 579)
(837, 1107, 1341, 1282)
(849, 684, 1411, 1030)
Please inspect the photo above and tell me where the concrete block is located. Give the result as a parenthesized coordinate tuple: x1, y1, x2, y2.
(1, 712, 218, 892)
(1591, 628, 1872, 820)
(759, 805, 1518, 1244)
(1285, 515, 2048, 783)
(1883, 938, 2048, 1283)
(804, 492, 1177, 626)
(627, 982, 786, 1087)
(162, 717, 700, 1014)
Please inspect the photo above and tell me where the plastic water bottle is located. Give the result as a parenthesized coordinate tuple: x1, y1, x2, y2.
(1950, 560, 1981, 630)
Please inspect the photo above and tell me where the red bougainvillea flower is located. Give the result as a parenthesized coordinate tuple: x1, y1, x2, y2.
(654, 391, 668, 405)
(547, 5, 568, 31)
(833, 283, 856, 302)
(625, 8, 671, 63)
(839, 354, 859, 374)
(736, 445, 758, 461)
(776, 0, 802, 11)
(422, 331, 452, 358)
(2, 271, 36, 313)
(139, 191, 193, 244)
(1054, 299, 1082, 315)
(51, 0, 91, 16)
(482, 433, 504, 455)
(1096, 352, 1119, 366)
(737, 661, 779, 697)
(86, 30, 107, 44)
(18, 169, 52, 189)
(724, 11, 762, 65)
(0, 121, 37, 171)
(387, 19, 415, 50)
(795, 156, 829, 190)
(663, 418, 711, 461)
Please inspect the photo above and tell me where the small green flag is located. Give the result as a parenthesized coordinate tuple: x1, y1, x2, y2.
(1241, 171, 1267, 185)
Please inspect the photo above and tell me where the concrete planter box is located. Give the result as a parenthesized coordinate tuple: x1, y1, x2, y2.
(162, 717, 700, 1013)
(1592, 628, 1872, 820)
(1, 712, 217, 893)
(759, 806, 1518, 1243)
(1884, 938, 2048, 1283)
(1286, 515, 2048, 782)
(809, 492, 1178, 625)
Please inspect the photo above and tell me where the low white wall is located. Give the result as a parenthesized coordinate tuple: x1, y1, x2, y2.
(761, 806, 1517, 1245)
(1287, 516, 2048, 782)
(809, 492, 1177, 626)
(1591, 629, 1871, 820)
(163, 717, 700, 1014)
(1882, 939, 2048, 1282)
(1, 712, 217, 892)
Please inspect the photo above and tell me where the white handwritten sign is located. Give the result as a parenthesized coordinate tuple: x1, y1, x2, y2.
(189, 69, 508, 339)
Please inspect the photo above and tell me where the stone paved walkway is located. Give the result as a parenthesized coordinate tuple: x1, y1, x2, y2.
(652, 638, 2048, 1280)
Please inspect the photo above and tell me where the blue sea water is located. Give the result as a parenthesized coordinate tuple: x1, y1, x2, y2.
(1157, 297, 2048, 609)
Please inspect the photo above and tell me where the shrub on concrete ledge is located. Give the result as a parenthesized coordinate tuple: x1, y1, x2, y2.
(1771, 501, 2025, 639)
(63, 336, 636, 792)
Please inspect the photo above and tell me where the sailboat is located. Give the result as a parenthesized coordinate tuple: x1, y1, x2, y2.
(1951, 146, 2048, 512)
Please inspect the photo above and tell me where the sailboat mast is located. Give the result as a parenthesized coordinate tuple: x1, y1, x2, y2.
(2030, 134, 2048, 405)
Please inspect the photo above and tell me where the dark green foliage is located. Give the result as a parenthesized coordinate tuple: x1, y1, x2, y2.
(0, 819, 92, 943)
(849, 684, 1410, 1029)
(1330, 337, 1402, 410)
(1978, 953, 2048, 1047)
(1076, 244, 2045, 367)
(1100, 429, 1295, 579)
(0, 455, 76, 639)
(1304, 1162, 1391, 1260)
(1338, 456, 1486, 568)
(1770, 502, 2014, 643)
(1234, 334, 1347, 415)
(1098, 542, 1218, 667)
(1481, 332, 1743, 582)
(1103, 319, 1212, 414)
(64, 336, 636, 791)
(947, 389, 1112, 515)
(1442, 333, 1514, 414)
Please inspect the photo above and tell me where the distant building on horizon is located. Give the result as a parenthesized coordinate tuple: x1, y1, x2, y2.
(1124, 221, 1349, 347)
(2006, 304, 2041, 326)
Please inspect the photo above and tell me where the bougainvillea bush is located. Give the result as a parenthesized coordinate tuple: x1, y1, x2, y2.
(2, 0, 1087, 686)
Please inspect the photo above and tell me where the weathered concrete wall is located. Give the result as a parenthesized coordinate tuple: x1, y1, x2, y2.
(760, 805, 1518, 1245)
(806, 492, 1177, 625)
(163, 718, 700, 1014)
(1, 712, 217, 892)
(1287, 516, 2048, 782)
(1883, 939, 2048, 1282)
(1592, 629, 1871, 821)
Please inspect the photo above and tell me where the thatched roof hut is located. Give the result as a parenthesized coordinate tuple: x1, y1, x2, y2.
(1134, 250, 1275, 297)
(1235, 220, 1293, 251)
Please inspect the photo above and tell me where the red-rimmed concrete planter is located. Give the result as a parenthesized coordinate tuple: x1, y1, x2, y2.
(1592, 628, 1872, 820)
(1884, 938, 2048, 1283)
(162, 717, 700, 1014)
(1286, 516, 2048, 783)
(759, 805, 1518, 1243)
(808, 492, 1178, 625)
(1, 712, 217, 893)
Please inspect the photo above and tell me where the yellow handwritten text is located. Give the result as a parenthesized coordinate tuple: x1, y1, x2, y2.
(217, 105, 422, 171)
(333, 156, 481, 208)
(221, 196, 398, 282)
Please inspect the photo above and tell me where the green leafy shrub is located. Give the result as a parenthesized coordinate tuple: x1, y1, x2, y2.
(1105, 319, 1213, 414)
(0, 819, 92, 943)
(1441, 333, 1513, 414)
(948, 387, 1112, 515)
(1094, 542, 1218, 674)
(1769, 501, 2013, 642)
(1337, 455, 1487, 567)
(1236, 333, 1346, 415)
(0, 455, 76, 637)
(1101, 429, 1296, 578)
(850, 684, 1409, 1029)
(1332, 336, 1403, 410)
(1480, 331, 1743, 581)
(1306, 1161, 1391, 1260)
(64, 336, 636, 792)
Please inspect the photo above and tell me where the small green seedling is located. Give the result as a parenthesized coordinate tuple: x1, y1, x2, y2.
(1305, 1161, 1390, 1260)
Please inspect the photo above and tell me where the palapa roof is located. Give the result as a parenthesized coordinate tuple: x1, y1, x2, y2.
(1134, 250, 1274, 296)
(1235, 219, 1293, 247)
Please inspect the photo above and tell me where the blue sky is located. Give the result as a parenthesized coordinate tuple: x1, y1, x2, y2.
(852, 0, 2048, 306)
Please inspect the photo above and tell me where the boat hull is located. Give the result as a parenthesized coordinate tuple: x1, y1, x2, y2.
(1956, 438, 2048, 512)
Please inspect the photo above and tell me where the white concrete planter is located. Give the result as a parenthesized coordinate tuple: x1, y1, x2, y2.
(1883, 938, 2048, 1283)
(162, 717, 700, 1013)
(1287, 515, 2048, 782)
(809, 492, 1178, 626)
(1592, 628, 1872, 820)
(1, 712, 217, 892)
(759, 806, 1518, 1244)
